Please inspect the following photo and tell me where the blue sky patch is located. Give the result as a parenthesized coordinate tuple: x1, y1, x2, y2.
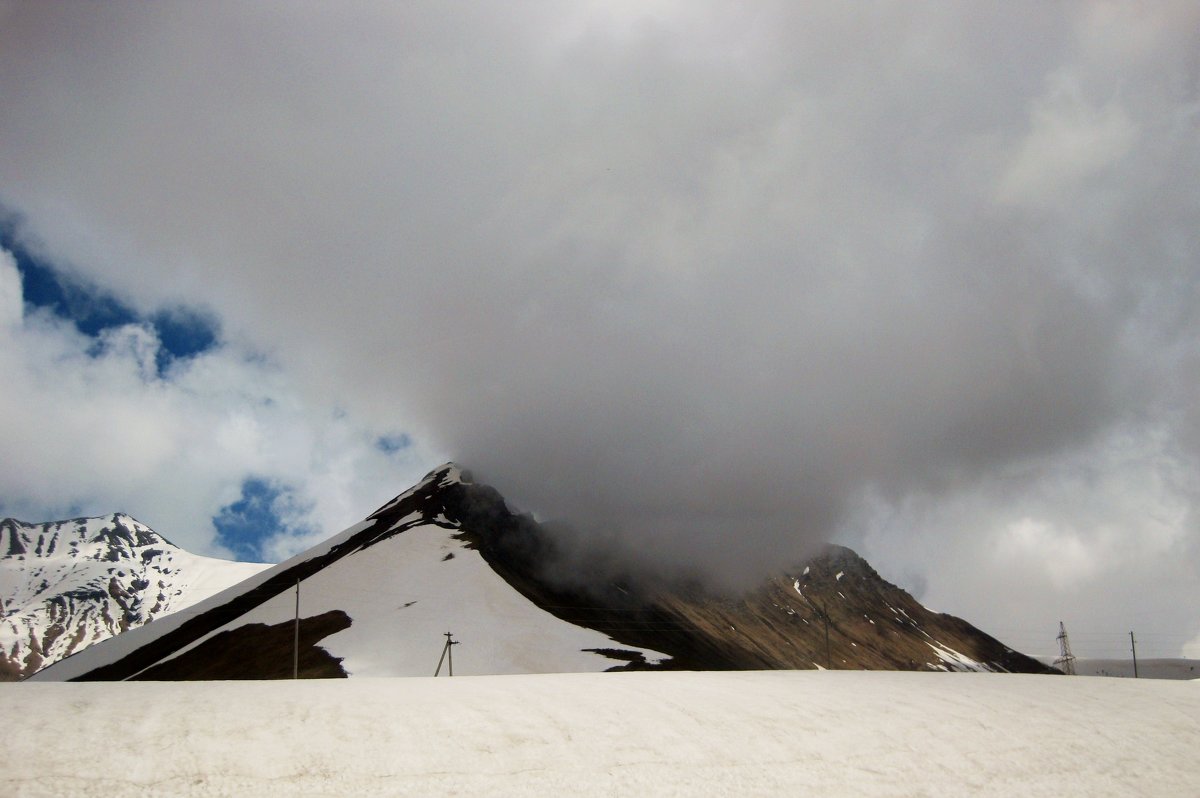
(1, 225, 220, 374)
(8, 237, 137, 335)
(376, 433, 413, 454)
(151, 307, 220, 366)
(213, 478, 295, 562)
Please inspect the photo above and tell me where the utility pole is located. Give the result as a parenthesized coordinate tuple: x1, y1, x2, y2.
(435, 632, 459, 676)
(824, 610, 830, 669)
(810, 599, 831, 669)
(1054, 621, 1076, 675)
(1130, 631, 1138, 679)
(293, 579, 300, 680)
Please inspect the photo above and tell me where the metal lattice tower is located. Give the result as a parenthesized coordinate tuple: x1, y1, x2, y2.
(1054, 621, 1076, 675)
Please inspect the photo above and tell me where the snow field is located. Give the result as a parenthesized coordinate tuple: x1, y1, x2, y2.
(3, 670, 1197, 797)
(209, 521, 666, 676)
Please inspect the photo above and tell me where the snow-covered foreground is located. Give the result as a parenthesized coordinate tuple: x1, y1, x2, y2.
(4, 671, 1197, 797)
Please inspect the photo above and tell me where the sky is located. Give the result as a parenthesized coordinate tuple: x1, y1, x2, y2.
(0, 1, 1198, 660)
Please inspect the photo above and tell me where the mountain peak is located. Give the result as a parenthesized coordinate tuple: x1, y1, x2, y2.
(367, 461, 470, 517)
(0, 515, 268, 680)
(1, 513, 171, 562)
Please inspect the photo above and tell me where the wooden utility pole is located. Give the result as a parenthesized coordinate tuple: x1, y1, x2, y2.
(810, 599, 831, 669)
(293, 580, 300, 680)
(824, 611, 830, 669)
(1130, 631, 1138, 679)
(435, 632, 459, 676)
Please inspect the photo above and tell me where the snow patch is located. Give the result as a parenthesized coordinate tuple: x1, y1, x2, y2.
(926, 641, 993, 673)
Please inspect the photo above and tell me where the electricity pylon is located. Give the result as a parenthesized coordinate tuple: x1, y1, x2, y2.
(1054, 621, 1076, 675)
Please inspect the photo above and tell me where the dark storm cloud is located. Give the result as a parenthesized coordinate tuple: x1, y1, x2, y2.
(1, 2, 1199, 645)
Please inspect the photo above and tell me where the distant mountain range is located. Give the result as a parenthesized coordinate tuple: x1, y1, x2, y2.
(13, 464, 1053, 680)
(0, 514, 267, 680)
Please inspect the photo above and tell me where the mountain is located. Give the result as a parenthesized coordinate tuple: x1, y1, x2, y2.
(441, 473, 1052, 673)
(0, 514, 268, 680)
(31, 465, 667, 680)
(29, 464, 1052, 680)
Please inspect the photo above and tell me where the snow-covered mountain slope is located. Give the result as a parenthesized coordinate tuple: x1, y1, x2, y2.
(0, 514, 268, 680)
(32, 465, 667, 680)
(5, 672, 1198, 796)
(30, 463, 1050, 680)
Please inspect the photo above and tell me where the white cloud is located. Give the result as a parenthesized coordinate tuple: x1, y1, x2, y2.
(855, 424, 1199, 658)
(0, 248, 21, 327)
(0, 249, 434, 558)
(995, 517, 1101, 591)
(996, 75, 1138, 207)
(0, 4, 1198, 653)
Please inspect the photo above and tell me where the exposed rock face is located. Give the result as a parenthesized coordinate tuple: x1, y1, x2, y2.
(132, 610, 352, 680)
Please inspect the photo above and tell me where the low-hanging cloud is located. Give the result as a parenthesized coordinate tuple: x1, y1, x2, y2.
(0, 3, 1198, 649)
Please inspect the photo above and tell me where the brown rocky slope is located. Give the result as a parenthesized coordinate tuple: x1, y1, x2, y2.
(440, 471, 1053, 673)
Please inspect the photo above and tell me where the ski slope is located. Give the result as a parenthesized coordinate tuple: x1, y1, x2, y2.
(3, 670, 1196, 796)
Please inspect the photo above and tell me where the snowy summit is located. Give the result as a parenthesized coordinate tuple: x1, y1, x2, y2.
(0, 514, 266, 679)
